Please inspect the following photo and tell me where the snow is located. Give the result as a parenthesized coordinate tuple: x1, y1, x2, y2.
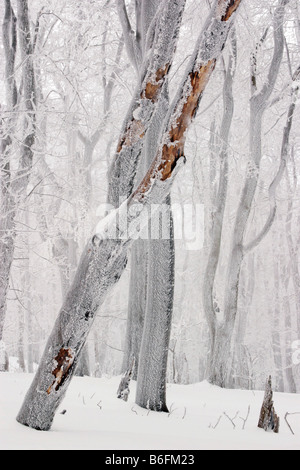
(1, 372, 299, 450)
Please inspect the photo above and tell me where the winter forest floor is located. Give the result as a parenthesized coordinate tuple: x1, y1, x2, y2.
(0, 372, 300, 450)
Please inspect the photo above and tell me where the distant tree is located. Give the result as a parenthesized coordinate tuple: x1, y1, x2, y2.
(0, 0, 37, 371)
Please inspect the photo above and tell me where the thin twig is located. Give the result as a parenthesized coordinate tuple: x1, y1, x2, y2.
(239, 405, 251, 430)
(284, 412, 300, 435)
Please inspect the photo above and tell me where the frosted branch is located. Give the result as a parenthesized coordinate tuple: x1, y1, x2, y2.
(243, 69, 299, 254)
(116, 0, 141, 72)
(253, 0, 289, 106)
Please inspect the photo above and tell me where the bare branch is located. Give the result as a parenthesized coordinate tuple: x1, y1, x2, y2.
(239, 406, 251, 430)
(116, 0, 141, 71)
(243, 66, 299, 254)
(285, 412, 300, 435)
(253, 0, 289, 105)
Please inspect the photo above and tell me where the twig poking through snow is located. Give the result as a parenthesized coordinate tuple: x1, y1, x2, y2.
(239, 406, 251, 430)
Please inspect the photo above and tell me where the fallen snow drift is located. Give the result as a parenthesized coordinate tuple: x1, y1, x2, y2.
(0, 373, 299, 450)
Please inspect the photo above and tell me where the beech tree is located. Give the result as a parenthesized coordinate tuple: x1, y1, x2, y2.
(0, 0, 37, 371)
(16, 0, 242, 431)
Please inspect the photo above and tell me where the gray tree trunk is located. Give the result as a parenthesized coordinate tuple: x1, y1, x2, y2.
(115, 1, 177, 403)
(203, 32, 236, 386)
(0, 0, 36, 371)
(0, 0, 18, 371)
(208, 1, 289, 387)
(16, 0, 242, 431)
(135, 195, 174, 411)
(120, 0, 166, 379)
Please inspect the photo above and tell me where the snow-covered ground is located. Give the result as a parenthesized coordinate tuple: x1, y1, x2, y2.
(0, 372, 299, 450)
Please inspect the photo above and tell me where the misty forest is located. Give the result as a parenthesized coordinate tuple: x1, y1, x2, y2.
(0, 0, 300, 440)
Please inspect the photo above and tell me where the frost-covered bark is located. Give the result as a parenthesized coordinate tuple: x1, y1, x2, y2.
(135, 197, 174, 411)
(17, 0, 242, 430)
(108, 0, 187, 206)
(0, 0, 17, 370)
(207, 0, 292, 388)
(116, 0, 179, 384)
(258, 376, 280, 433)
(135, 0, 242, 411)
(0, 0, 36, 371)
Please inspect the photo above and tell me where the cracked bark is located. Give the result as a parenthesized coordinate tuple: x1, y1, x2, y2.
(16, 0, 242, 430)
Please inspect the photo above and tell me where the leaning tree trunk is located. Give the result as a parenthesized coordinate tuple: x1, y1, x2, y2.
(17, 0, 242, 431)
(0, 0, 17, 371)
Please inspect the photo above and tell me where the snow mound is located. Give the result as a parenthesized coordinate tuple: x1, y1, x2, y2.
(0, 373, 299, 450)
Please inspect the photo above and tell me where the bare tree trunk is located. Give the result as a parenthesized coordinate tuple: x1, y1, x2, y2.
(0, 0, 36, 371)
(0, 0, 18, 371)
(17, 0, 242, 431)
(120, 0, 166, 378)
(208, 1, 290, 387)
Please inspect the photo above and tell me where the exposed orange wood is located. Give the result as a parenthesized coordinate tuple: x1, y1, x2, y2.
(47, 348, 74, 394)
(116, 64, 170, 154)
(159, 59, 217, 181)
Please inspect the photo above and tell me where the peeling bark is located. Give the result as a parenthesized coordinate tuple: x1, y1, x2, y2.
(135, 0, 241, 198)
(17, 0, 242, 431)
(109, 0, 187, 206)
(116, 1, 185, 385)
(47, 348, 74, 394)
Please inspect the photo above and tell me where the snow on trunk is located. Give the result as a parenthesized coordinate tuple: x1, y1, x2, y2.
(17, 0, 243, 431)
(108, 0, 187, 207)
(208, 0, 290, 388)
(135, 196, 175, 412)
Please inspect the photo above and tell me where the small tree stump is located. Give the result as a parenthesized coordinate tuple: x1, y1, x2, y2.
(258, 376, 280, 433)
(117, 357, 136, 402)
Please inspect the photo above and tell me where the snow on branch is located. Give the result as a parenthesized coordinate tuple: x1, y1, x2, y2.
(116, 0, 141, 72)
(243, 66, 299, 254)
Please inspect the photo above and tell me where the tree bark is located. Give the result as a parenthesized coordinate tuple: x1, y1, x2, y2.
(120, 0, 168, 379)
(0, 0, 36, 370)
(203, 31, 236, 385)
(16, 0, 242, 431)
(258, 376, 280, 433)
(208, 0, 289, 387)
